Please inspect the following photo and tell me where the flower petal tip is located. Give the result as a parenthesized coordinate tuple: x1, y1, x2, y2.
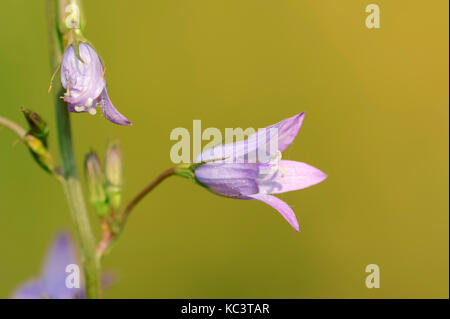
(318, 171, 328, 184)
(116, 119, 132, 126)
(292, 220, 300, 232)
(99, 89, 132, 126)
(295, 112, 305, 125)
(292, 112, 305, 123)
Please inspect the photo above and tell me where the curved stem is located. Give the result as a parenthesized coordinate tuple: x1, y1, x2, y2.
(97, 167, 175, 257)
(47, 0, 100, 298)
(120, 167, 176, 228)
(0, 117, 26, 139)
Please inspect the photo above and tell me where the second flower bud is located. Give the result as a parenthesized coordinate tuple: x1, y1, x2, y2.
(84, 152, 109, 217)
(84, 141, 124, 218)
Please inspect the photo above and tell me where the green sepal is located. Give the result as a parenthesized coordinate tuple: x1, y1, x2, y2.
(64, 29, 90, 63)
(106, 186, 122, 211)
(92, 201, 109, 218)
(174, 163, 196, 179)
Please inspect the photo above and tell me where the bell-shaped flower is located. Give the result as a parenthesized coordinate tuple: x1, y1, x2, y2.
(11, 232, 112, 299)
(61, 43, 131, 126)
(12, 232, 83, 299)
(192, 113, 327, 232)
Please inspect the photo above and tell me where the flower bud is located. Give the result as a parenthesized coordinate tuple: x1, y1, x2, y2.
(24, 135, 54, 174)
(21, 108, 49, 145)
(57, 0, 86, 35)
(105, 140, 123, 209)
(84, 152, 109, 217)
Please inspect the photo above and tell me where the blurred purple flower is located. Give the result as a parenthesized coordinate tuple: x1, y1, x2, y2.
(61, 43, 131, 126)
(12, 232, 113, 299)
(12, 232, 82, 299)
(193, 113, 327, 232)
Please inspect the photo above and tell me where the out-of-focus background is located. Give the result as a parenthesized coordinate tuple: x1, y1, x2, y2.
(0, 0, 448, 298)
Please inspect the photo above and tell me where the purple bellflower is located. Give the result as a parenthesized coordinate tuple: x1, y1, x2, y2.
(61, 43, 131, 126)
(12, 232, 83, 299)
(193, 113, 327, 232)
(12, 232, 112, 299)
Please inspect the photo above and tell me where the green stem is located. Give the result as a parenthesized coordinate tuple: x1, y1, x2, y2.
(47, 0, 100, 298)
(120, 167, 176, 229)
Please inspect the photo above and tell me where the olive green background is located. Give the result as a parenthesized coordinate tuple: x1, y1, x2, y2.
(0, 0, 448, 298)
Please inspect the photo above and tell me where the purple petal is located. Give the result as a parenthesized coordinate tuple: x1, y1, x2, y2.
(195, 163, 260, 196)
(194, 113, 305, 164)
(11, 279, 44, 299)
(40, 232, 82, 299)
(257, 160, 327, 194)
(266, 112, 305, 152)
(11, 232, 82, 299)
(61, 43, 105, 107)
(246, 194, 300, 232)
(194, 124, 280, 164)
(99, 89, 132, 126)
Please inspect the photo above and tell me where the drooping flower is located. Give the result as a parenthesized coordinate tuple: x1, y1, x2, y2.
(191, 113, 327, 232)
(12, 232, 82, 299)
(61, 43, 131, 126)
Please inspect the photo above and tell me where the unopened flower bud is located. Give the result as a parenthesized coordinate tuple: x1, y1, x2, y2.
(24, 135, 54, 173)
(84, 152, 109, 217)
(105, 140, 123, 209)
(21, 108, 49, 145)
(57, 0, 86, 35)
